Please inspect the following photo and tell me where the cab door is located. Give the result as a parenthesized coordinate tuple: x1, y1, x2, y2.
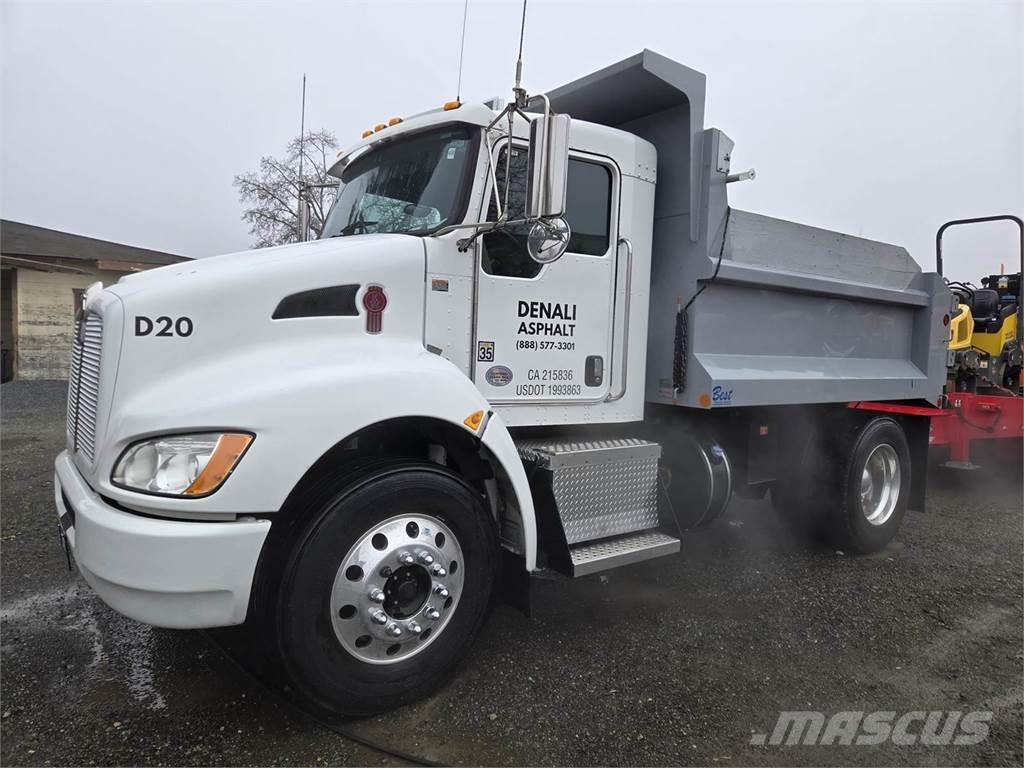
(473, 144, 619, 403)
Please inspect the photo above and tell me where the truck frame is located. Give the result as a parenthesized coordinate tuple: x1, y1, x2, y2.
(54, 51, 950, 715)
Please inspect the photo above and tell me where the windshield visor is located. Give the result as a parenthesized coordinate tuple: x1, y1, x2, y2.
(322, 124, 479, 238)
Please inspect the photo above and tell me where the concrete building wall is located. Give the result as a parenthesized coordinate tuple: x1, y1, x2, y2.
(13, 267, 124, 379)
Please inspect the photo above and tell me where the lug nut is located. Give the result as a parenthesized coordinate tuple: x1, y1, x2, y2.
(434, 585, 450, 598)
(431, 564, 447, 577)
(386, 623, 402, 637)
(379, 565, 392, 578)
(425, 607, 441, 620)
(369, 588, 385, 603)
(399, 552, 414, 565)
(417, 551, 434, 565)
(408, 622, 422, 634)
(371, 610, 388, 625)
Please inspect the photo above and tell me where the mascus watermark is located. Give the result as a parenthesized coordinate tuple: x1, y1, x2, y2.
(750, 711, 992, 747)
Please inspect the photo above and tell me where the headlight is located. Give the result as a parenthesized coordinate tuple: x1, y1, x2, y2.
(112, 432, 253, 497)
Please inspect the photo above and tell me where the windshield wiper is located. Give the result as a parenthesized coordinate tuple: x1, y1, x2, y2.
(333, 213, 379, 237)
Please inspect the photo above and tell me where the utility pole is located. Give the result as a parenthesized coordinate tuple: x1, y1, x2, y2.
(297, 74, 309, 242)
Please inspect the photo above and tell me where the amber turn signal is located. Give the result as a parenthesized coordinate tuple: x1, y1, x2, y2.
(184, 434, 253, 496)
(463, 410, 485, 431)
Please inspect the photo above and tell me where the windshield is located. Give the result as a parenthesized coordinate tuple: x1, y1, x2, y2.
(321, 124, 479, 239)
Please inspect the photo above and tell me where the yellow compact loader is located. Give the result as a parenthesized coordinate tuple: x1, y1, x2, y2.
(939, 215, 1023, 393)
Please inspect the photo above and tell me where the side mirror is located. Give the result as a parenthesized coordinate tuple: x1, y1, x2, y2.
(527, 217, 571, 264)
(526, 113, 570, 220)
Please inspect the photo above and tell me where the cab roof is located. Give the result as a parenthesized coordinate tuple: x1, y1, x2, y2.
(328, 103, 498, 178)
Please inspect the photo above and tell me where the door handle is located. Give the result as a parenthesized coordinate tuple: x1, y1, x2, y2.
(606, 237, 633, 402)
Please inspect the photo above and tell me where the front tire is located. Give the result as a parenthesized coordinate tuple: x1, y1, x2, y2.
(275, 463, 497, 716)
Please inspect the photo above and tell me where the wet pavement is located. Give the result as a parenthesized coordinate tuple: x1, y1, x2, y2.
(2, 380, 1022, 766)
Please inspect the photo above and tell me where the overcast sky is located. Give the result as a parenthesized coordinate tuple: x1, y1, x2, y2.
(2, 0, 1021, 278)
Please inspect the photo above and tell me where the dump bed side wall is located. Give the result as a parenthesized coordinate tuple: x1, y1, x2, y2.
(645, 129, 949, 410)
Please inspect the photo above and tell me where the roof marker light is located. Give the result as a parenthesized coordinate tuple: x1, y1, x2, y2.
(374, 123, 387, 132)
(443, 100, 461, 111)
(361, 129, 373, 138)
(388, 116, 403, 126)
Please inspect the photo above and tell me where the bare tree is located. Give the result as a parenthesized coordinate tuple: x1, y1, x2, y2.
(234, 129, 339, 248)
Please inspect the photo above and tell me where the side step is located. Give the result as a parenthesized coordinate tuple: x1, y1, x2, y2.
(570, 530, 680, 577)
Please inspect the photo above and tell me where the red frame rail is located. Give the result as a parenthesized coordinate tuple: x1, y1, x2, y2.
(850, 393, 1023, 467)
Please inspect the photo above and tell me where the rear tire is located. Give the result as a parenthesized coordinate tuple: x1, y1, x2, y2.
(827, 417, 910, 554)
(770, 412, 911, 554)
(274, 463, 497, 716)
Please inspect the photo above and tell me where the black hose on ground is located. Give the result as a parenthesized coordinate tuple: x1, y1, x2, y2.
(199, 630, 443, 767)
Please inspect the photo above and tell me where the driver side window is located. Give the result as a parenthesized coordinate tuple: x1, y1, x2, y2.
(481, 146, 613, 279)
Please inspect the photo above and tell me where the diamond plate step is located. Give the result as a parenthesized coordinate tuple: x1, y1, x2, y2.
(569, 530, 680, 577)
(517, 438, 662, 545)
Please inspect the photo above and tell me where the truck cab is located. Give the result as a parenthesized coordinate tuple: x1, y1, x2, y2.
(321, 102, 655, 424)
(55, 50, 949, 716)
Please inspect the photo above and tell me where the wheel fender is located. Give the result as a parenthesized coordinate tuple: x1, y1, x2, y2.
(268, 351, 538, 570)
(478, 410, 537, 571)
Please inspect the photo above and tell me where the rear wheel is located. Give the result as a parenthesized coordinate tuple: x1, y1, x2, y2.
(274, 464, 497, 716)
(770, 413, 910, 553)
(828, 417, 910, 553)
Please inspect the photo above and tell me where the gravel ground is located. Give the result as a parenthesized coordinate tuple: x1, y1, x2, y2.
(2, 379, 1021, 766)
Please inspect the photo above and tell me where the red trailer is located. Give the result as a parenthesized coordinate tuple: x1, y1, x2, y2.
(851, 395, 1023, 469)
(929, 392, 1023, 468)
(854, 215, 1023, 470)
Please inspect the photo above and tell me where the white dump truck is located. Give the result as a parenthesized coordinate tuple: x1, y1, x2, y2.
(55, 51, 949, 714)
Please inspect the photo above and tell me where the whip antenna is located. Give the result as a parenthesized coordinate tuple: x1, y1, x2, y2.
(456, 0, 469, 102)
(298, 73, 306, 182)
(513, 0, 528, 96)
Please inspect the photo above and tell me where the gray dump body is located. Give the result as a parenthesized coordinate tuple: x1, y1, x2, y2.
(547, 50, 949, 409)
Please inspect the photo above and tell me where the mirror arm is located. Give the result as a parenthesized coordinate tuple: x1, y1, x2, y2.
(433, 217, 530, 249)
(454, 216, 541, 252)
(456, 223, 499, 253)
(502, 108, 515, 216)
(483, 128, 504, 221)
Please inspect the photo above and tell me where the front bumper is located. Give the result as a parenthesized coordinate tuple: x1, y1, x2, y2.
(54, 450, 271, 629)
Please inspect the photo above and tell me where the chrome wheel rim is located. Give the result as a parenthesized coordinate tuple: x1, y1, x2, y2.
(330, 514, 465, 664)
(859, 443, 900, 526)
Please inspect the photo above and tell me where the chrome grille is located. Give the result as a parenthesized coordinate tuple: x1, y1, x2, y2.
(66, 318, 83, 436)
(66, 312, 103, 461)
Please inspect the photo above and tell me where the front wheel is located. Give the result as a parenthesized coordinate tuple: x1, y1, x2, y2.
(275, 464, 497, 716)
